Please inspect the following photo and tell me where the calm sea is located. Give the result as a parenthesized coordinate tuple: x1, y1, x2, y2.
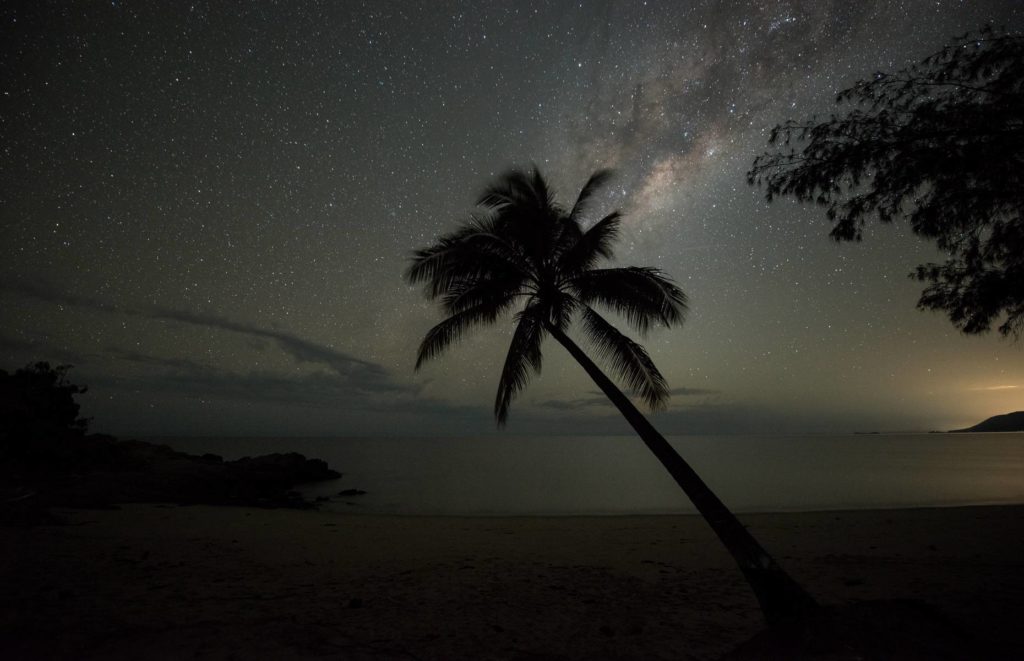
(154, 433, 1024, 516)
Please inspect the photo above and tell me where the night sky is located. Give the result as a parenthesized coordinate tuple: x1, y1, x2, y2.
(2, 1, 1022, 437)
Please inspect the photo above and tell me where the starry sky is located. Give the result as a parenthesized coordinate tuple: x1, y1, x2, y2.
(2, 1, 1022, 437)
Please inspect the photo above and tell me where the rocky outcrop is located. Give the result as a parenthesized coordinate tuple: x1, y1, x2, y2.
(1, 434, 341, 515)
(950, 411, 1024, 433)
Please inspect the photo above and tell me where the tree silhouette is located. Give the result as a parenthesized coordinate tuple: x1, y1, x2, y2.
(0, 362, 89, 441)
(406, 167, 816, 625)
(749, 27, 1024, 337)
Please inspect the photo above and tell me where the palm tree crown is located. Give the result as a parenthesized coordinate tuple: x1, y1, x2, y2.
(406, 167, 688, 424)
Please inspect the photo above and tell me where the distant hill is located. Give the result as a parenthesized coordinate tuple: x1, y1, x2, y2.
(951, 411, 1024, 433)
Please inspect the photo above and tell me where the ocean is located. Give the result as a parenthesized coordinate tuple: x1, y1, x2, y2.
(154, 433, 1024, 516)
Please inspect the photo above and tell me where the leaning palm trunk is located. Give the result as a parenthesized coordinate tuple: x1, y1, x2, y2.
(546, 323, 817, 625)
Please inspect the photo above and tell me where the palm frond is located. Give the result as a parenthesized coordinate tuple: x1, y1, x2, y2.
(545, 215, 580, 265)
(474, 169, 564, 272)
(406, 237, 459, 286)
(557, 211, 622, 276)
(441, 274, 527, 315)
(477, 169, 536, 209)
(568, 169, 614, 222)
(405, 217, 534, 299)
(529, 166, 557, 211)
(571, 267, 688, 334)
(579, 306, 670, 411)
(415, 298, 515, 369)
(494, 307, 546, 425)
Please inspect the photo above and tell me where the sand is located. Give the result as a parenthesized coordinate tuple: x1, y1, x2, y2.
(1, 504, 1022, 659)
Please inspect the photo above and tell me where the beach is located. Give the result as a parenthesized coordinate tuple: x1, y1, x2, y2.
(1, 504, 1022, 659)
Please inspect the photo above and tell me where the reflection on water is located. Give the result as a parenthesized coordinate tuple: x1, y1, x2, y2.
(157, 433, 1024, 515)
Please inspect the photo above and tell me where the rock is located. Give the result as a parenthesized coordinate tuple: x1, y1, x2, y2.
(0, 435, 342, 514)
(231, 453, 341, 484)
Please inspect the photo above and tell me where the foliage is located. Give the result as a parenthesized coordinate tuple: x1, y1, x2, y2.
(406, 168, 688, 423)
(0, 362, 90, 441)
(749, 27, 1024, 337)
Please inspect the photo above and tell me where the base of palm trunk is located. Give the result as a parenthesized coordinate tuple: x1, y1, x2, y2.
(741, 565, 820, 628)
(724, 599, 980, 659)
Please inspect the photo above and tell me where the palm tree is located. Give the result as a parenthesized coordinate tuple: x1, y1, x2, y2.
(406, 167, 816, 626)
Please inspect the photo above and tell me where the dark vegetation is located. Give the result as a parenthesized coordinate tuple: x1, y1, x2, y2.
(1, 362, 340, 525)
(750, 27, 1024, 337)
(1, 362, 90, 440)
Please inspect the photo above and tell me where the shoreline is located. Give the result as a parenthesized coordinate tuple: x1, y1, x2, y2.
(3, 502, 1022, 659)
(306, 499, 1024, 518)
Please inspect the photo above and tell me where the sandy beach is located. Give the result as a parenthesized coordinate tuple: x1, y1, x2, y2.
(1, 504, 1022, 659)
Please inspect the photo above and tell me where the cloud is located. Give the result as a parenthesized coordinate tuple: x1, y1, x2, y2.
(0, 279, 126, 314)
(105, 348, 218, 373)
(667, 387, 720, 397)
(0, 333, 47, 354)
(91, 367, 402, 408)
(144, 306, 395, 386)
(539, 385, 721, 412)
(2, 278, 399, 389)
(518, 395, 810, 436)
(0, 331, 91, 366)
(537, 396, 610, 411)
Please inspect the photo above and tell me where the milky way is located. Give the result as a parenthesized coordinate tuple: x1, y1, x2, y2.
(2, 1, 1022, 436)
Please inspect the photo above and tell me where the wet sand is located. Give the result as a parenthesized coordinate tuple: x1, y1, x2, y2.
(1, 504, 1022, 659)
